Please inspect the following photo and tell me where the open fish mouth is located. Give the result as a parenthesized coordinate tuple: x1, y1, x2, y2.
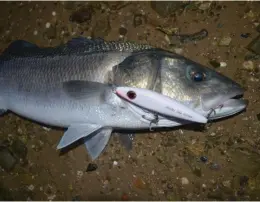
(205, 92, 248, 120)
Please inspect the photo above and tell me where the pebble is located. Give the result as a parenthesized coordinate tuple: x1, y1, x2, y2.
(220, 62, 227, 67)
(47, 194, 56, 200)
(241, 33, 250, 38)
(199, 2, 211, 10)
(121, 193, 129, 201)
(209, 132, 216, 137)
(119, 27, 127, 36)
(222, 180, 231, 188)
(33, 30, 38, 35)
(210, 162, 221, 170)
(181, 177, 189, 185)
(113, 161, 118, 166)
(218, 36, 232, 46)
(242, 60, 255, 71)
(86, 163, 98, 172)
(133, 177, 146, 189)
(173, 48, 183, 55)
(133, 14, 145, 27)
(200, 156, 208, 162)
(28, 184, 35, 191)
(45, 22, 51, 29)
(76, 170, 83, 179)
(52, 11, 56, 16)
(0, 146, 17, 171)
(42, 126, 51, 131)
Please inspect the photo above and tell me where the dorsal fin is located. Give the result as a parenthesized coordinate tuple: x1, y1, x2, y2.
(2, 40, 39, 55)
(66, 37, 105, 48)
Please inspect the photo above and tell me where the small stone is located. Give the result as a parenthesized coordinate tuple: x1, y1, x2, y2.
(33, 30, 38, 35)
(209, 132, 216, 137)
(76, 170, 83, 179)
(113, 161, 118, 166)
(42, 126, 51, 131)
(199, 2, 211, 10)
(28, 184, 35, 191)
(202, 184, 206, 188)
(45, 22, 51, 29)
(165, 35, 171, 44)
(210, 162, 220, 170)
(181, 177, 189, 185)
(133, 14, 146, 27)
(119, 27, 127, 36)
(47, 194, 56, 200)
(167, 183, 173, 190)
(121, 193, 129, 201)
(218, 36, 232, 46)
(173, 48, 183, 55)
(0, 146, 17, 171)
(242, 60, 255, 72)
(222, 180, 231, 188)
(200, 156, 208, 162)
(220, 62, 227, 67)
(52, 11, 56, 16)
(241, 33, 250, 38)
(86, 163, 98, 172)
(133, 177, 146, 189)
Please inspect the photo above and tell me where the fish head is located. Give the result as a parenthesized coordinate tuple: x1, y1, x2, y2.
(160, 54, 248, 120)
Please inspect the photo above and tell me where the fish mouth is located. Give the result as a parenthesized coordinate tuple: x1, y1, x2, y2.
(203, 90, 248, 120)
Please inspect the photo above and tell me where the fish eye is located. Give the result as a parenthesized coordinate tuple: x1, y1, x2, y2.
(190, 71, 206, 82)
(127, 90, 136, 99)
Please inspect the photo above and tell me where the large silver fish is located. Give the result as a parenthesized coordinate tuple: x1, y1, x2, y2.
(0, 37, 247, 159)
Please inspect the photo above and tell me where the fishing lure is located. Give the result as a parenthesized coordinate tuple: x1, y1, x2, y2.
(115, 86, 208, 124)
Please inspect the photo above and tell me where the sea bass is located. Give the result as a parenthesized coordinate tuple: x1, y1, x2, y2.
(0, 37, 247, 159)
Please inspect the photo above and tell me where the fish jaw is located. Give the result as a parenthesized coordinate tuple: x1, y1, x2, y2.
(205, 97, 248, 120)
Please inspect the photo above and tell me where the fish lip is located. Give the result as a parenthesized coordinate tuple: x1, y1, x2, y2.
(201, 88, 245, 111)
(207, 98, 248, 120)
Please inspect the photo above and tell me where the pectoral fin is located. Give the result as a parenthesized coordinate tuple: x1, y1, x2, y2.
(57, 123, 102, 150)
(62, 80, 110, 101)
(83, 128, 112, 160)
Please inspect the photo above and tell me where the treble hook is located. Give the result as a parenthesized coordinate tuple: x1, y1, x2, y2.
(205, 104, 224, 128)
(149, 114, 159, 131)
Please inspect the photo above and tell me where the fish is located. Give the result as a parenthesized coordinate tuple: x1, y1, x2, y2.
(0, 37, 248, 160)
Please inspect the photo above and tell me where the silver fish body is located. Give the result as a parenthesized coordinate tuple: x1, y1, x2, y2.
(0, 37, 248, 159)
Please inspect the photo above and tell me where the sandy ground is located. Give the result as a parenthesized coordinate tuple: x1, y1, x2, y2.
(0, 1, 260, 201)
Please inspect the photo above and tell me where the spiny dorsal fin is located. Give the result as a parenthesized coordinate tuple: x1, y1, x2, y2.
(2, 40, 39, 55)
(66, 37, 105, 48)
